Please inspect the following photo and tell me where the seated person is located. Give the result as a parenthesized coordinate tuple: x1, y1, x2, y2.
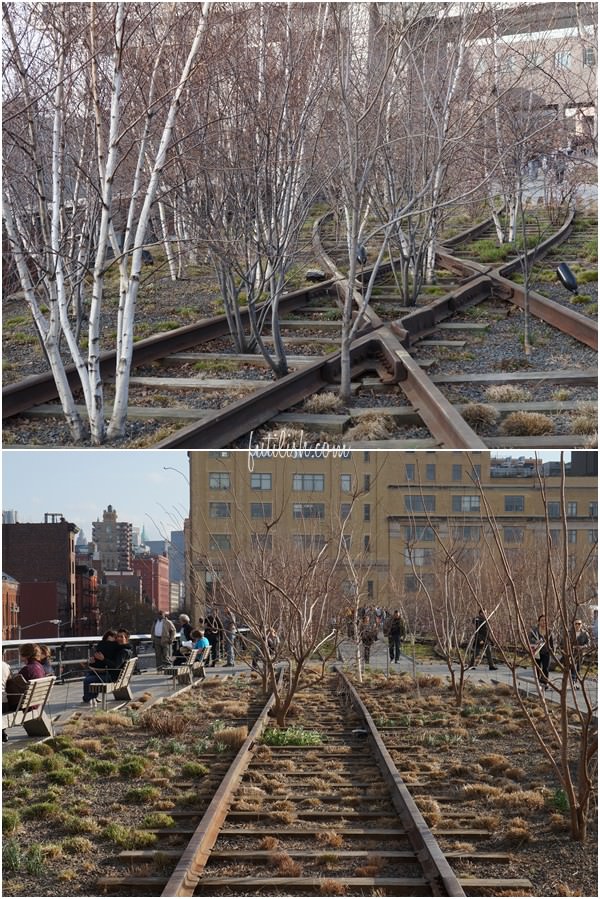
(6, 643, 46, 711)
(39, 645, 54, 676)
(82, 630, 117, 704)
(192, 628, 210, 652)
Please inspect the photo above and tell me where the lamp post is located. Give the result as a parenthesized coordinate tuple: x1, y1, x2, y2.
(19, 619, 62, 639)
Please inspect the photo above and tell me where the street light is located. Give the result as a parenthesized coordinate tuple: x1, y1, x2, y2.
(19, 619, 62, 638)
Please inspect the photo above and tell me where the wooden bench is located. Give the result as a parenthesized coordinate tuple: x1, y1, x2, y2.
(2, 675, 56, 738)
(191, 646, 211, 681)
(89, 657, 138, 710)
(163, 648, 200, 689)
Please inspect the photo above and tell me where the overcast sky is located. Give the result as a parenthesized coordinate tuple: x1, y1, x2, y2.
(2, 449, 569, 543)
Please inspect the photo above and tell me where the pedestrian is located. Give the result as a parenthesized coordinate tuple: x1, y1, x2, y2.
(529, 614, 553, 690)
(360, 616, 377, 665)
(151, 610, 176, 671)
(469, 609, 498, 671)
(570, 619, 590, 688)
(386, 610, 406, 663)
(221, 607, 237, 666)
(204, 608, 223, 667)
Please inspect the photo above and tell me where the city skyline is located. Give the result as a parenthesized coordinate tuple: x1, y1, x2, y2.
(2, 450, 571, 546)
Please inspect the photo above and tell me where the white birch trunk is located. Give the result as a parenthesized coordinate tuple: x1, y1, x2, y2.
(158, 200, 178, 281)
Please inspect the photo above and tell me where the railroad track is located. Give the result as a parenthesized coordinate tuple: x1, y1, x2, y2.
(96, 671, 532, 897)
(3, 207, 596, 449)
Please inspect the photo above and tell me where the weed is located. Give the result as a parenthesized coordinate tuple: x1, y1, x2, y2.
(495, 790, 545, 812)
(260, 836, 280, 850)
(41, 842, 64, 860)
(47, 768, 77, 785)
(549, 788, 570, 815)
(577, 269, 598, 283)
(319, 878, 347, 895)
(12, 752, 44, 773)
(216, 726, 248, 750)
(273, 852, 302, 876)
(118, 757, 148, 779)
(62, 837, 94, 855)
(27, 741, 55, 756)
(3, 809, 20, 833)
(486, 384, 530, 403)
(124, 786, 160, 804)
(262, 725, 323, 746)
(571, 294, 592, 304)
(102, 823, 157, 849)
(161, 739, 187, 755)
(10, 332, 37, 346)
(552, 388, 571, 401)
(304, 393, 344, 414)
(571, 403, 597, 435)
(88, 760, 117, 776)
(503, 816, 531, 845)
(142, 812, 175, 829)
(470, 239, 512, 262)
(20, 801, 61, 821)
(316, 831, 344, 848)
(181, 761, 210, 778)
(461, 403, 499, 431)
(317, 853, 339, 866)
(3, 839, 23, 871)
(416, 798, 442, 827)
(499, 411, 553, 436)
(59, 815, 100, 835)
(345, 413, 395, 441)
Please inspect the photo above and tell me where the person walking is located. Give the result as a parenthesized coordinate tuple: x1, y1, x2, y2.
(469, 609, 497, 671)
(386, 610, 406, 663)
(151, 610, 176, 671)
(570, 619, 590, 688)
(360, 616, 378, 665)
(529, 614, 553, 690)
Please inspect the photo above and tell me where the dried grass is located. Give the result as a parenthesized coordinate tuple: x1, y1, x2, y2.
(478, 753, 511, 773)
(486, 384, 530, 403)
(319, 879, 347, 895)
(499, 411, 553, 436)
(304, 393, 344, 414)
(461, 403, 499, 431)
(495, 790, 545, 812)
(571, 402, 597, 435)
(345, 413, 395, 441)
(416, 798, 443, 827)
(273, 852, 302, 876)
(316, 830, 344, 848)
(503, 816, 531, 845)
(260, 836, 279, 850)
(217, 725, 248, 749)
(356, 856, 384, 876)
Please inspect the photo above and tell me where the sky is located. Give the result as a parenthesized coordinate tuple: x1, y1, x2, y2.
(2, 450, 569, 543)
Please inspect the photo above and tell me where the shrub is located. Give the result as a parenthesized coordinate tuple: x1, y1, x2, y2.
(21, 802, 61, 821)
(88, 760, 117, 776)
(102, 823, 158, 849)
(345, 413, 395, 441)
(124, 786, 160, 804)
(571, 403, 597, 435)
(47, 768, 77, 785)
(62, 837, 94, 855)
(461, 403, 499, 431)
(60, 747, 86, 763)
(262, 726, 323, 746)
(13, 752, 44, 773)
(141, 812, 175, 829)
(500, 411, 553, 436)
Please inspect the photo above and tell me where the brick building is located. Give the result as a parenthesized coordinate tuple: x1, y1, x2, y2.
(2, 573, 20, 640)
(132, 555, 170, 612)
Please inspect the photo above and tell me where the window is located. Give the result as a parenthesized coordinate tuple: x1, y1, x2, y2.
(404, 547, 433, 567)
(364, 535, 371, 552)
(208, 451, 230, 458)
(405, 573, 435, 592)
(568, 530, 578, 544)
(452, 526, 481, 541)
(425, 464, 436, 482)
(451, 495, 480, 513)
(405, 525, 435, 542)
(293, 503, 325, 519)
(555, 50, 572, 69)
(567, 502, 578, 517)
(340, 474, 352, 493)
(590, 502, 598, 518)
(405, 495, 436, 512)
(251, 473, 272, 490)
(364, 473, 371, 491)
(251, 502, 272, 519)
(548, 502, 561, 519)
(405, 463, 415, 482)
(293, 473, 324, 492)
(340, 503, 352, 521)
(209, 534, 231, 551)
(550, 529, 560, 545)
(367, 580, 374, 599)
(505, 496, 525, 513)
(293, 534, 326, 550)
(209, 502, 231, 518)
(588, 530, 598, 544)
(209, 472, 230, 490)
(364, 504, 371, 522)
(452, 464, 462, 482)
(470, 465, 482, 481)
(363, 452, 371, 462)
(251, 533, 272, 550)
(503, 527, 524, 544)
(583, 47, 595, 66)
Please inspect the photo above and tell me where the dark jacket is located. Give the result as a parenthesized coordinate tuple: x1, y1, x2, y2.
(388, 616, 406, 639)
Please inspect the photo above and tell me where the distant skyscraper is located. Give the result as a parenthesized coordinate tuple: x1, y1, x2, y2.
(92, 505, 133, 571)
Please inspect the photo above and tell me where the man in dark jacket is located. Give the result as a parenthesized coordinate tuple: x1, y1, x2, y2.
(469, 609, 497, 671)
(387, 610, 406, 663)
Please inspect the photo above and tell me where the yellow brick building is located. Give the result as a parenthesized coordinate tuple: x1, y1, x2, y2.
(187, 451, 597, 623)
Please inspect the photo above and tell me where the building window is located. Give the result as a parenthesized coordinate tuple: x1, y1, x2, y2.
(209, 472, 231, 490)
(405, 525, 435, 542)
(364, 535, 371, 552)
(451, 495, 480, 513)
(425, 464, 436, 482)
(251, 473, 272, 490)
(404, 547, 433, 567)
(405, 463, 415, 482)
(363, 452, 371, 462)
(251, 533, 273, 550)
(293, 534, 326, 550)
(364, 504, 371, 522)
(340, 503, 352, 521)
(364, 473, 371, 491)
(505, 496, 525, 513)
(340, 474, 352, 493)
(588, 530, 598, 544)
(548, 502, 561, 519)
(208, 451, 230, 458)
(367, 580, 374, 599)
(555, 50, 572, 69)
(452, 464, 462, 481)
(567, 502, 578, 517)
(209, 502, 231, 518)
(503, 527, 524, 544)
(293, 503, 325, 519)
(550, 529, 560, 544)
(589, 502, 598, 518)
(209, 534, 231, 551)
(452, 526, 481, 541)
(583, 47, 595, 66)
(405, 573, 434, 592)
(405, 495, 436, 512)
(251, 502, 272, 519)
(568, 530, 578, 544)
(293, 473, 324, 492)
